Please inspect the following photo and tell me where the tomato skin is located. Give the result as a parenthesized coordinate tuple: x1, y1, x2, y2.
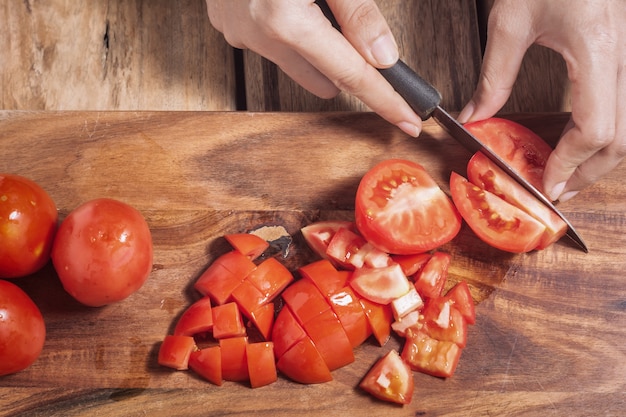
(0, 280, 46, 376)
(359, 350, 414, 405)
(355, 159, 461, 254)
(246, 341, 277, 388)
(277, 336, 333, 384)
(158, 335, 196, 371)
(0, 174, 57, 279)
(173, 296, 214, 337)
(189, 346, 222, 386)
(51, 198, 153, 307)
(224, 233, 269, 260)
(302, 309, 355, 371)
(219, 336, 249, 382)
(414, 251, 451, 299)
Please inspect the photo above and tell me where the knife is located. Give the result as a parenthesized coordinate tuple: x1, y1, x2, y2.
(315, 1, 587, 252)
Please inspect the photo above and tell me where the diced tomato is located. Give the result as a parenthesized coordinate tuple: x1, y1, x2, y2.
(158, 335, 196, 371)
(355, 159, 461, 254)
(467, 151, 567, 249)
(230, 280, 270, 320)
(328, 286, 371, 347)
(188, 346, 222, 386)
(173, 296, 214, 337)
(246, 341, 278, 388)
(450, 172, 546, 253)
(325, 227, 390, 269)
(249, 303, 275, 340)
(245, 257, 294, 300)
(299, 259, 348, 297)
(402, 328, 462, 378)
(359, 350, 414, 405)
(271, 306, 307, 358)
(212, 302, 246, 339)
(391, 252, 432, 277)
(302, 309, 355, 371)
(442, 281, 476, 325)
(360, 298, 393, 346)
(225, 233, 269, 260)
(391, 310, 421, 337)
(414, 251, 451, 299)
(219, 336, 249, 382)
(300, 220, 356, 263)
(276, 336, 333, 384)
(350, 263, 411, 305)
(280, 278, 331, 325)
(390, 287, 423, 320)
(422, 298, 468, 348)
(194, 250, 257, 305)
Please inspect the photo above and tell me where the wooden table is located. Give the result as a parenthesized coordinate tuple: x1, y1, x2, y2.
(1, 111, 624, 416)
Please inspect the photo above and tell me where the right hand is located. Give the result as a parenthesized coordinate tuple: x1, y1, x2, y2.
(205, 0, 423, 137)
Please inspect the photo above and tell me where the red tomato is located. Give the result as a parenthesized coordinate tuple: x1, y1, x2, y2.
(189, 346, 222, 386)
(327, 286, 371, 348)
(194, 250, 257, 305)
(271, 306, 307, 358)
(325, 227, 391, 269)
(421, 298, 468, 348)
(212, 302, 246, 339)
(219, 336, 249, 381)
(231, 280, 270, 319)
(350, 263, 411, 305)
(300, 220, 356, 263)
(249, 303, 275, 341)
(402, 328, 462, 378)
(359, 298, 393, 346)
(467, 152, 567, 249)
(355, 159, 461, 254)
(299, 259, 349, 297)
(450, 172, 546, 253)
(276, 335, 333, 384)
(0, 174, 57, 279)
(390, 252, 432, 276)
(244, 257, 293, 300)
(443, 281, 476, 325)
(414, 251, 451, 299)
(464, 117, 553, 192)
(51, 198, 153, 307)
(359, 350, 414, 405)
(0, 280, 46, 376)
(224, 233, 269, 260)
(280, 278, 331, 325)
(246, 341, 278, 388)
(173, 296, 214, 337)
(302, 309, 355, 371)
(158, 335, 196, 370)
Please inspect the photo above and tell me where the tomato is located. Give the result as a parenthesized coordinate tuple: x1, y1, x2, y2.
(390, 252, 432, 277)
(421, 298, 468, 348)
(350, 263, 411, 305)
(212, 302, 246, 339)
(467, 152, 567, 249)
(219, 336, 249, 381)
(245, 257, 293, 300)
(194, 250, 257, 305)
(189, 346, 222, 386)
(0, 280, 46, 376)
(359, 350, 414, 405)
(51, 198, 153, 307)
(299, 259, 349, 297)
(302, 309, 355, 371)
(402, 328, 462, 378)
(0, 174, 57, 279)
(246, 341, 277, 388)
(443, 281, 476, 325)
(281, 278, 331, 325)
(327, 286, 371, 347)
(325, 227, 391, 269)
(224, 233, 269, 260)
(249, 302, 275, 341)
(158, 335, 196, 370)
(390, 287, 423, 320)
(354, 159, 461, 254)
(300, 220, 356, 263)
(414, 251, 451, 299)
(464, 118, 553, 192)
(276, 335, 333, 384)
(173, 296, 214, 337)
(359, 298, 393, 346)
(231, 280, 270, 320)
(450, 172, 546, 253)
(271, 306, 307, 358)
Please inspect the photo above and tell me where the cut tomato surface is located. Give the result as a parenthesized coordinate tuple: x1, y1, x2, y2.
(277, 336, 333, 384)
(194, 250, 257, 305)
(390, 287, 423, 320)
(355, 159, 461, 254)
(450, 172, 546, 253)
(246, 341, 277, 388)
(360, 298, 393, 346)
(402, 328, 462, 378)
(350, 263, 411, 305)
(325, 226, 390, 269)
(158, 335, 196, 371)
(249, 303, 275, 341)
(219, 336, 249, 382)
(174, 296, 214, 337)
(212, 302, 246, 339)
(189, 346, 222, 386)
(359, 350, 414, 405)
(391, 252, 432, 277)
(414, 251, 451, 299)
(443, 281, 476, 325)
(225, 233, 269, 260)
(300, 220, 356, 263)
(422, 299, 468, 348)
(302, 309, 355, 371)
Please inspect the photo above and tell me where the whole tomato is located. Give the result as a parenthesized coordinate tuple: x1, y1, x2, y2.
(0, 174, 58, 278)
(0, 280, 46, 376)
(51, 198, 153, 307)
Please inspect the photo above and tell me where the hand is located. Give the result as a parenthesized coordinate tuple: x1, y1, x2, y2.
(458, 0, 626, 202)
(205, 0, 423, 137)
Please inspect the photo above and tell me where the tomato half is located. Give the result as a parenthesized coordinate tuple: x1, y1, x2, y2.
(464, 118, 553, 192)
(0, 174, 57, 279)
(450, 172, 546, 253)
(0, 280, 46, 376)
(359, 350, 414, 405)
(355, 159, 461, 254)
(51, 198, 153, 307)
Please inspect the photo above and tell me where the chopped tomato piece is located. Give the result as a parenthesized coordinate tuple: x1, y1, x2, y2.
(350, 263, 411, 305)
(299, 259, 348, 297)
(246, 341, 277, 388)
(450, 172, 546, 253)
(271, 306, 307, 358)
(355, 159, 461, 254)
(219, 336, 249, 382)
(328, 286, 371, 347)
(391, 310, 421, 337)
(212, 302, 246, 339)
(360, 298, 393, 346)
(277, 336, 333, 384)
(359, 350, 414, 405)
(302, 309, 355, 371)
(422, 298, 468, 348)
(158, 335, 196, 370)
(189, 346, 222, 386)
(280, 278, 331, 325)
(173, 296, 214, 337)
(443, 281, 476, 325)
(325, 227, 390, 269)
(225, 233, 269, 260)
(249, 303, 275, 340)
(194, 250, 257, 305)
(231, 280, 270, 319)
(402, 329, 462, 378)
(391, 252, 432, 276)
(245, 257, 294, 299)
(300, 220, 356, 263)
(390, 287, 423, 320)
(414, 251, 451, 299)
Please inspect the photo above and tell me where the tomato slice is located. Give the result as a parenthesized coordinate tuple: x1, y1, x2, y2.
(224, 233, 269, 260)
(173, 296, 214, 337)
(464, 117, 553, 192)
(414, 251, 451, 299)
(194, 250, 257, 305)
(280, 278, 331, 325)
(443, 281, 476, 325)
(350, 263, 411, 305)
(212, 302, 246, 339)
(246, 341, 277, 388)
(359, 298, 393, 346)
(271, 306, 307, 358)
(355, 159, 461, 254)
(390, 252, 432, 277)
(219, 336, 249, 382)
(450, 172, 546, 253)
(299, 259, 349, 297)
(158, 335, 196, 370)
(245, 257, 294, 300)
(300, 220, 356, 263)
(249, 303, 275, 341)
(302, 309, 355, 371)
(402, 328, 462, 378)
(189, 346, 222, 386)
(277, 336, 333, 384)
(328, 286, 371, 348)
(467, 151, 567, 249)
(359, 350, 414, 405)
(231, 280, 270, 320)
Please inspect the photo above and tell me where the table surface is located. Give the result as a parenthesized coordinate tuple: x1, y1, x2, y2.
(0, 111, 624, 417)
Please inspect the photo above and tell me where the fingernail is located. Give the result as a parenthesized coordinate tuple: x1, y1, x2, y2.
(457, 102, 475, 124)
(371, 34, 398, 66)
(558, 190, 579, 203)
(397, 121, 420, 137)
(549, 181, 566, 201)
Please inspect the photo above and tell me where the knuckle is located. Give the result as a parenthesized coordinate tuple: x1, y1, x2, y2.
(332, 62, 370, 95)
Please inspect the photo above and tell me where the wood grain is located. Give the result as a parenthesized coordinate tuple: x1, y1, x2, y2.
(0, 111, 624, 416)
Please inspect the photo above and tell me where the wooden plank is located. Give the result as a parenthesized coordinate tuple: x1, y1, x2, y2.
(0, 111, 624, 415)
(0, 0, 237, 110)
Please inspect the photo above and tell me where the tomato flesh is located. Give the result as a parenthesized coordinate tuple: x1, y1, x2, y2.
(246, 341, 277, 388)
(402, 328, 462, 378)
(359, 350, 414, 405)
(414, 251, 451, 299)
(350, 263, 411, 305)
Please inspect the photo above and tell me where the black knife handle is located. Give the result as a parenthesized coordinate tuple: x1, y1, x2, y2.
(379, 61, 442, 120)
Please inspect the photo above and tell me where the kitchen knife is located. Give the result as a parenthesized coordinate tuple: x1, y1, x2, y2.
(315, 1, 587, 252)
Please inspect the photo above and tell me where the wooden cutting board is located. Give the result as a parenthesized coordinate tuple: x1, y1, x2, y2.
(0, 111, 624, 416)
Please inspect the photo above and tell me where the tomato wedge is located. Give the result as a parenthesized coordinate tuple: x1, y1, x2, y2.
(442, 281, 476, 325)
(350, 263, 411, 305)
(189, 346, 222, 386)
(359, 350, 414, 405)
(355, 159, 461, 254)
(413, 251, 451, 299)
(158, 335, 196, 370)
(402, 328, 462, 378)
(450, 172, 546, 253)
(277, 336, 333, 384)
(173, 296, 214, 337)
(224, 233, 269, 260)
(246, 341, 277, 388)
(300, 221, 356, 263)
